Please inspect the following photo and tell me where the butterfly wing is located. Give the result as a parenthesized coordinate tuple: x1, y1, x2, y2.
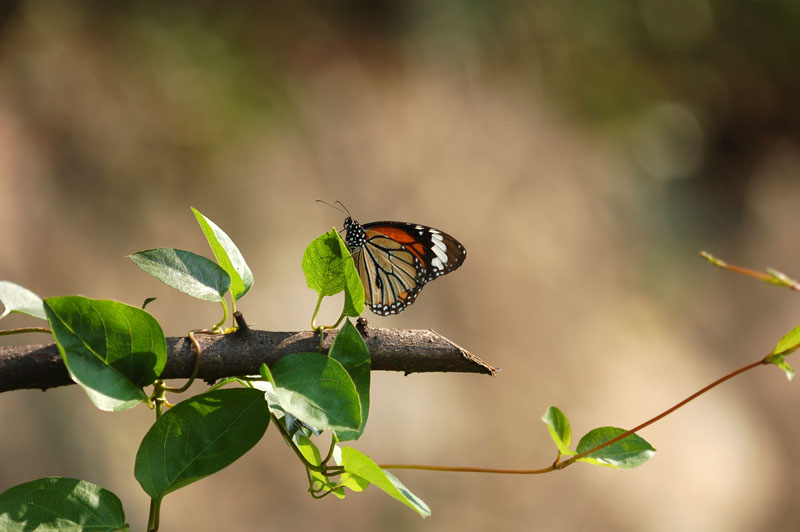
(352, 221, 467, 315)
(352, 229, 424, 315)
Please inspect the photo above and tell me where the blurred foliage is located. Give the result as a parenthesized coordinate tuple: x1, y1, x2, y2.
(3, 0, 799, 226)
(6, 0, 800, 142)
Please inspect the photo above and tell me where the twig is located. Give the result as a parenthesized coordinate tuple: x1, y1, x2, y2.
(0, 325, 496, 393)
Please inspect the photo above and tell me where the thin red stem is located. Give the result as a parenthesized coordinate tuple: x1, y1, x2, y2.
(380, 356, 768, 474)
(377, 464, 555, 474)
(561, 357, 765, 466)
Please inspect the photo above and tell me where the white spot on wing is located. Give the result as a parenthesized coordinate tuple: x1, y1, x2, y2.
(431, 242, 448, 263)
(432, 256, 444, 270)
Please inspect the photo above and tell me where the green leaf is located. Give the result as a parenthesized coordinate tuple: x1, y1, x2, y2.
(0, 281, 46, 320)
(766, 353, 795, 381)
(135, 388, 269, 501)
(44, 296, 166, 412)
(269, 352, 361, 433)
(339, 471, 370, 493)
(335, 446, 430, 517)
(128, 248, 230, 302)
(191, 207, 254, 302)
(295, 433, 325, 473)
(334, 231, 365, 317)
(0, 477, 127, 532)
(329, 488, 347, 499)
(259, 362, 276, 386)
(773, 324, 800, 356)
(576, 427, 655, 469)
(302, 230, 347, 297)
(255, 376, 322, 436)
(541, 406, 574, 456)
(302, 230, 364, 317)
(329, 320, 370, 441)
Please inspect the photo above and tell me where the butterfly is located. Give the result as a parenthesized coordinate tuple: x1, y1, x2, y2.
(323, 202, 467, 315)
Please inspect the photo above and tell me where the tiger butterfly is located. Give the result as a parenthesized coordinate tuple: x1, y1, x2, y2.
(341, 213, 467, 316)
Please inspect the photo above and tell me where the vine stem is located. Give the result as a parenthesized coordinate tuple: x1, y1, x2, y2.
(377, 463, 555, 474)
(310, 294, 324, 330)
(701, 251, 800, 291)
(380, 356, 768, 474)
(310, 294, 346, 335)
(271, 412, 335, 474)
(0, 327, 51, 336)
(160, 329, 209, 394)
(146, 498, 161, 532)
(212, 299, 229, 332)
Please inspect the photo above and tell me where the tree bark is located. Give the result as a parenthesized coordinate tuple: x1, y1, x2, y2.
(0, 325, 496, 393)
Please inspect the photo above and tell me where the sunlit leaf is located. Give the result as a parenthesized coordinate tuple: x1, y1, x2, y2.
(773, 324, 800, 356)
(576, 427, 655, 469)
(0, 281, 46, 320)
(541, 406, 574, 456)
(338, 472, 370, 493)
(335, 446, 430, 517)
(302, 230, 347, 297)
(128, 248, 230, 302)
(192, 207, 254, 302)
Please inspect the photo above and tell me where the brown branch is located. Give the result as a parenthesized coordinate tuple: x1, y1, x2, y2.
(0, 324, 496, 393)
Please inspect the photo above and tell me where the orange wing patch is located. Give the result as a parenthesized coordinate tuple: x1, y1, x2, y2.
(370, 226, 427, 262)
(372, 226, 416, 243)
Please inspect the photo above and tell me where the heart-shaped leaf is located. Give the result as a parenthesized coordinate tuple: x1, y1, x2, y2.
(303, 230, 347, 297)
(135, 388, 269, 501)
(269, 352, 361, 433)
(44, 296, 166, 412)
(302, 230, 364, 317)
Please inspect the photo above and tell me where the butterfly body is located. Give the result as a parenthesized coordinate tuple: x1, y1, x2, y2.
(343, 217, 466, 315)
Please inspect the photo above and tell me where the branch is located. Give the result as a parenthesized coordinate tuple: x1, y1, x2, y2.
(0, 324, 496, 393)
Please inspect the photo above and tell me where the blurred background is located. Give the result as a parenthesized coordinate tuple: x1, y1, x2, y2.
(2, 1, 800, 530)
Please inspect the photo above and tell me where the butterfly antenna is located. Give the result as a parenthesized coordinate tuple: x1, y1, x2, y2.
(315, 199, 348, 215)
(335, 200, 352, 218)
